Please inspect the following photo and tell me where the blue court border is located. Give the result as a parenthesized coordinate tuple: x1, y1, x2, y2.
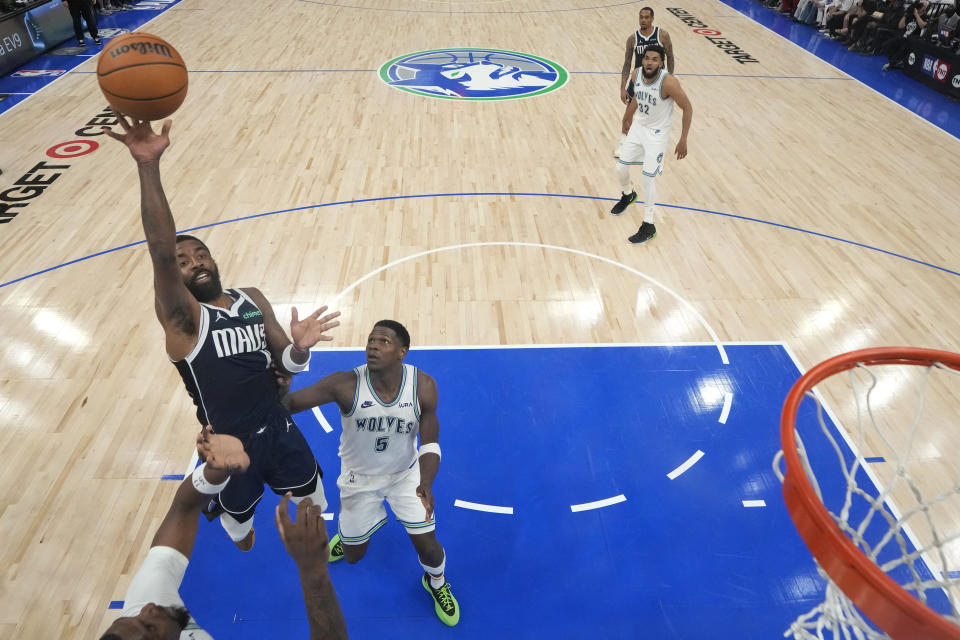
(1, 192, 958, 291)
(712, 0, 960, 138)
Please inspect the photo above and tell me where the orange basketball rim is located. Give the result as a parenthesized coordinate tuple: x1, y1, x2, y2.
(780, 347, 960, 640)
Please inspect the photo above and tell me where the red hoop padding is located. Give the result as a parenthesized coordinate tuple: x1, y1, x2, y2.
(781, 347, 960, 640)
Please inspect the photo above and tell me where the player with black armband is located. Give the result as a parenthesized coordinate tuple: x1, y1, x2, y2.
(103, 114, 341, 552)
(282, 319, 460, 627)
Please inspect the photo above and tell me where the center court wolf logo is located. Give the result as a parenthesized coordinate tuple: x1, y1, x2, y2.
(379, 48, 568, 100)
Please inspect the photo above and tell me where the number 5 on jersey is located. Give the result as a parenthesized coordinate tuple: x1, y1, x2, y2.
(375, 436, 389, 452)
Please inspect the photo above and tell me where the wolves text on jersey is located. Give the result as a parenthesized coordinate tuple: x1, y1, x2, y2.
(355, 415, 415, 434)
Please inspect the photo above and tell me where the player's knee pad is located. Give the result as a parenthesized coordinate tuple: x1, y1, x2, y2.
(220, 512, 254, 542)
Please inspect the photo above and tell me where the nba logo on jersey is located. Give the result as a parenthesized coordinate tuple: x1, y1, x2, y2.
(379, 48, 568, 100)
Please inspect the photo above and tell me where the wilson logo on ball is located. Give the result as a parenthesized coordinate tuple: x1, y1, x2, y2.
(108, 41, 175, 59)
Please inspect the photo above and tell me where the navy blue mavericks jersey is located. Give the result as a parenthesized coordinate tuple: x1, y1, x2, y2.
(173, 288, 284, 437)
(634, 27, 662, 68)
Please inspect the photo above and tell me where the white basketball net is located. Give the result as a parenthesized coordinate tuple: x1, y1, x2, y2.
(774, 360, 960, 639)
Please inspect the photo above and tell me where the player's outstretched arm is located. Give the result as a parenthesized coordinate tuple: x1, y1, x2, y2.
(243, 288, 342, 375)
(282, 370, 356, 415)
(102, 114, 200, 357)
(663, 75, 693, 159)
(276, 493, 349, 640)
(150, 431, 250, 558)
(621, 34, 636, 103)
(415, 372, 441, 521)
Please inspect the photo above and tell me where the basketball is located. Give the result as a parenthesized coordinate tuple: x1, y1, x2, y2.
(96, 33, 188, 121)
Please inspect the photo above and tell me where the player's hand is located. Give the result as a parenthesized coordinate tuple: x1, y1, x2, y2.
(290, 305, 341, 351)
(416, 485, 435, 521)
(675, 138, 688, 160)
(620, 87, 629, 104)
(102, 111, 171, 164)
(196, 426, 250, 472)
(276, 492, 330, 568)
(273, 366, 292, 397)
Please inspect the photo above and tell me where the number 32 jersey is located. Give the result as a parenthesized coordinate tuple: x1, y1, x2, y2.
(629, 68, 674, 137)
(339, 364, 421, 475)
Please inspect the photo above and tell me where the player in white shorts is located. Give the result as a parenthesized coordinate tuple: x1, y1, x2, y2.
(98, 430, 347, 640)
(611, 44, 694, 245)
(283, 319, 460, 627)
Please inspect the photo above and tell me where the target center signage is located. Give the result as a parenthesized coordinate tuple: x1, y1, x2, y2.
(0, 107, 117, 225)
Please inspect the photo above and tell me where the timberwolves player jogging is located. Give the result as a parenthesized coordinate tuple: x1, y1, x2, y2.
(104, 115, 341, 551)
(284, 320, 461, 627)
(616, 7, 676, 154)
(610, 44, 693, 244)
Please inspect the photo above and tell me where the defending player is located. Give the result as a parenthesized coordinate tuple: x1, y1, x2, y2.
(283, 320, 460, 627)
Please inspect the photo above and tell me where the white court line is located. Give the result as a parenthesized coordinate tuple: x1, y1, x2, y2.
(742, 499, 767, 508)
(454, 499, 514, 514)
(311, 407, 333, 433)
(719, 392, 733, 424)
(667, 450, 705, 480)
(330, 242, 729, 365)
(570, 494, 627, 512)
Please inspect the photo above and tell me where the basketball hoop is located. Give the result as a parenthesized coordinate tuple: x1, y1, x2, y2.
(775, 347, 960, 639)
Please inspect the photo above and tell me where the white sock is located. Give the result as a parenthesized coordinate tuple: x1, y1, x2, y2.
(420, 549, 446, 589)
(642, 173, 657, 223)
(617, 162, 632, 194)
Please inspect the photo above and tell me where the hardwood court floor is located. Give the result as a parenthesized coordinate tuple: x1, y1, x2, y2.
(0, 0, 958, 637)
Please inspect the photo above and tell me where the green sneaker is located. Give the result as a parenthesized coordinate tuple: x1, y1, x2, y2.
(328, 533, 344, 562)
(421, 572, 460, 626)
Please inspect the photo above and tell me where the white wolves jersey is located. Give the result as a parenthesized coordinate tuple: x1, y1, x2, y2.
(634, 26, 662, 68)
(173, 288, 285, 437)
(340, 364, 421, 475)
(628, 68, 674, 137)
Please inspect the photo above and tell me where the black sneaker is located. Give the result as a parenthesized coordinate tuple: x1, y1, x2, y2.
(610, 191, 637, 215)
(93, 37, 102, 45)
(77, 38, 85, 46)
(628, 222, 657, 244)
